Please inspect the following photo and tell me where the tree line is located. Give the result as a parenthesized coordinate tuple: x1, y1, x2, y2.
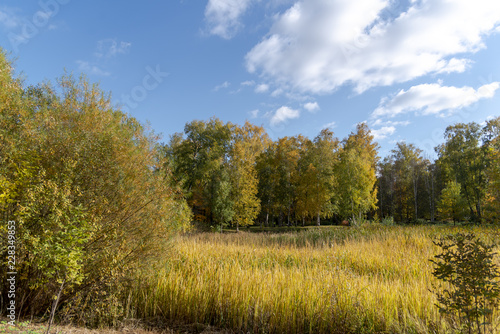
(379, 120, 500, 223)
(165, 118, 377, 229)
(166, 117, 500, 227)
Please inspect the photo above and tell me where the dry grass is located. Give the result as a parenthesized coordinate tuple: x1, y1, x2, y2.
(0, 319, 231, 334)
(128, 224, 500, 334)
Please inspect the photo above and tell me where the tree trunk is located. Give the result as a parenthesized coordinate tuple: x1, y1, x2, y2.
(287, 205, 291, 227)
(351, 195, 355, 223)
(316, 211, 320, 226)
(46, 279, 65, 334)
(476, 201, 482, 222)
(413, 176, 418, 220)
(430, 171, 435, 222)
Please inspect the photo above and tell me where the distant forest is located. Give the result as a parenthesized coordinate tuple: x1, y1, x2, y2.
(165, 115, 500, 228)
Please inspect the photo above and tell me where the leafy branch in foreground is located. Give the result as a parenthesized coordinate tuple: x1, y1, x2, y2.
(430, 233, 500, 334)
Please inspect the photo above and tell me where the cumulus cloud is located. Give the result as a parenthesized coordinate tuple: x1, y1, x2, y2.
(245, 0, 500, 94)
(371, 126, 396, 140)
(205, 0, 253, 39)
(303, 101, 319, 112)
(373, 82, 500, 118)
(270, 106, 300, 126)
(255, 83, 269, 93)
(271, 88, 284, 97)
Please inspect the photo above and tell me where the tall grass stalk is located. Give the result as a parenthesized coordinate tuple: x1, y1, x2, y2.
(129, 225, 499, 333)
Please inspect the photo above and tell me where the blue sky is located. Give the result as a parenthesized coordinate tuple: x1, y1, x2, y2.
(1, 0, 500, 158)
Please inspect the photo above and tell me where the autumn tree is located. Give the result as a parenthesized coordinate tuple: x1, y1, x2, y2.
(228, 122, 270, 231)
(212, 168, 234, 231)
(483, 116, 500, 221)
(377, 156, 396, 219)
(0, 51, 190, 323)
(336, 123, 379, 222)
(437, 181, 467, 223)
(309, 129, 339, 225)
(166, 117, 233, 223)
(273, 136, 301, 226)
(390, 142, 426, 222)
(436, 123, 488, 222)
(294, 138, 317, 225)
(422, 161, 440, 222)
(256, 145, 278, 227)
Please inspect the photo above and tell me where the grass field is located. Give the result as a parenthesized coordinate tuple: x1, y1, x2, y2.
(126, 224, 500, 334)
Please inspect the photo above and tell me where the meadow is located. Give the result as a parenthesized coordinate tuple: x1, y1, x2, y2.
(127, 224, 500, 334)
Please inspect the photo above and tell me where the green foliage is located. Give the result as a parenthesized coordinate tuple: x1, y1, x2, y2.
(390, 142, 427, 222)
(336, 123, 379, 222)
(430, 233, 500, 333)
(166, 119, 268, 229)
(228, 122, 268, 229)
(0, 50, 190, 324)
(212, 168, 234, 230)
(381, 216, 395, 226)
(438, 181, 468, 223)
(166, 117, 233, 223)
(483, 116, 500, 222)
(436, 123, 489, 222)
(18, 170, 89, 286)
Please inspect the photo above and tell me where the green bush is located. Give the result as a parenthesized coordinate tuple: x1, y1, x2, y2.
(381, 216, 394, 225)
(0, 50, 191, 325)
(430, 233, 500, 334)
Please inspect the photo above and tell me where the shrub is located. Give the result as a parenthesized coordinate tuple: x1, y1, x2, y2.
(437, 181, 468, 223)
(381, 216, 394, 225)
(413, 218, 427, 225)
(430, 233, 500, 334)
(0, 51, 191, 324)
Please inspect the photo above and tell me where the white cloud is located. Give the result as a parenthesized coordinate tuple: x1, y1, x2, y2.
(372, 126, 396, 140)
(96, 39, 131, 58)
(249, 109, 260, 118)
(270, 106, 300, 126)
(303, 101, 319, 112)
(373, 82, 500, 117)
(245, 0, 500, 94)
(205, 0, 253, 39)
(322, 121, 336, 129)
(480, 115, 498, 127)
(76, 60, 110, 77)
(241, 80, 255, 86)
(255, 83, 269, 93)
(213, 81, 231, 91)
(271, 88, 283, 97)
(371, 119, 411, 127)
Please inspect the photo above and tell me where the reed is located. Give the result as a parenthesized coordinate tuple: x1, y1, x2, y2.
(128, 225, 500, 333)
